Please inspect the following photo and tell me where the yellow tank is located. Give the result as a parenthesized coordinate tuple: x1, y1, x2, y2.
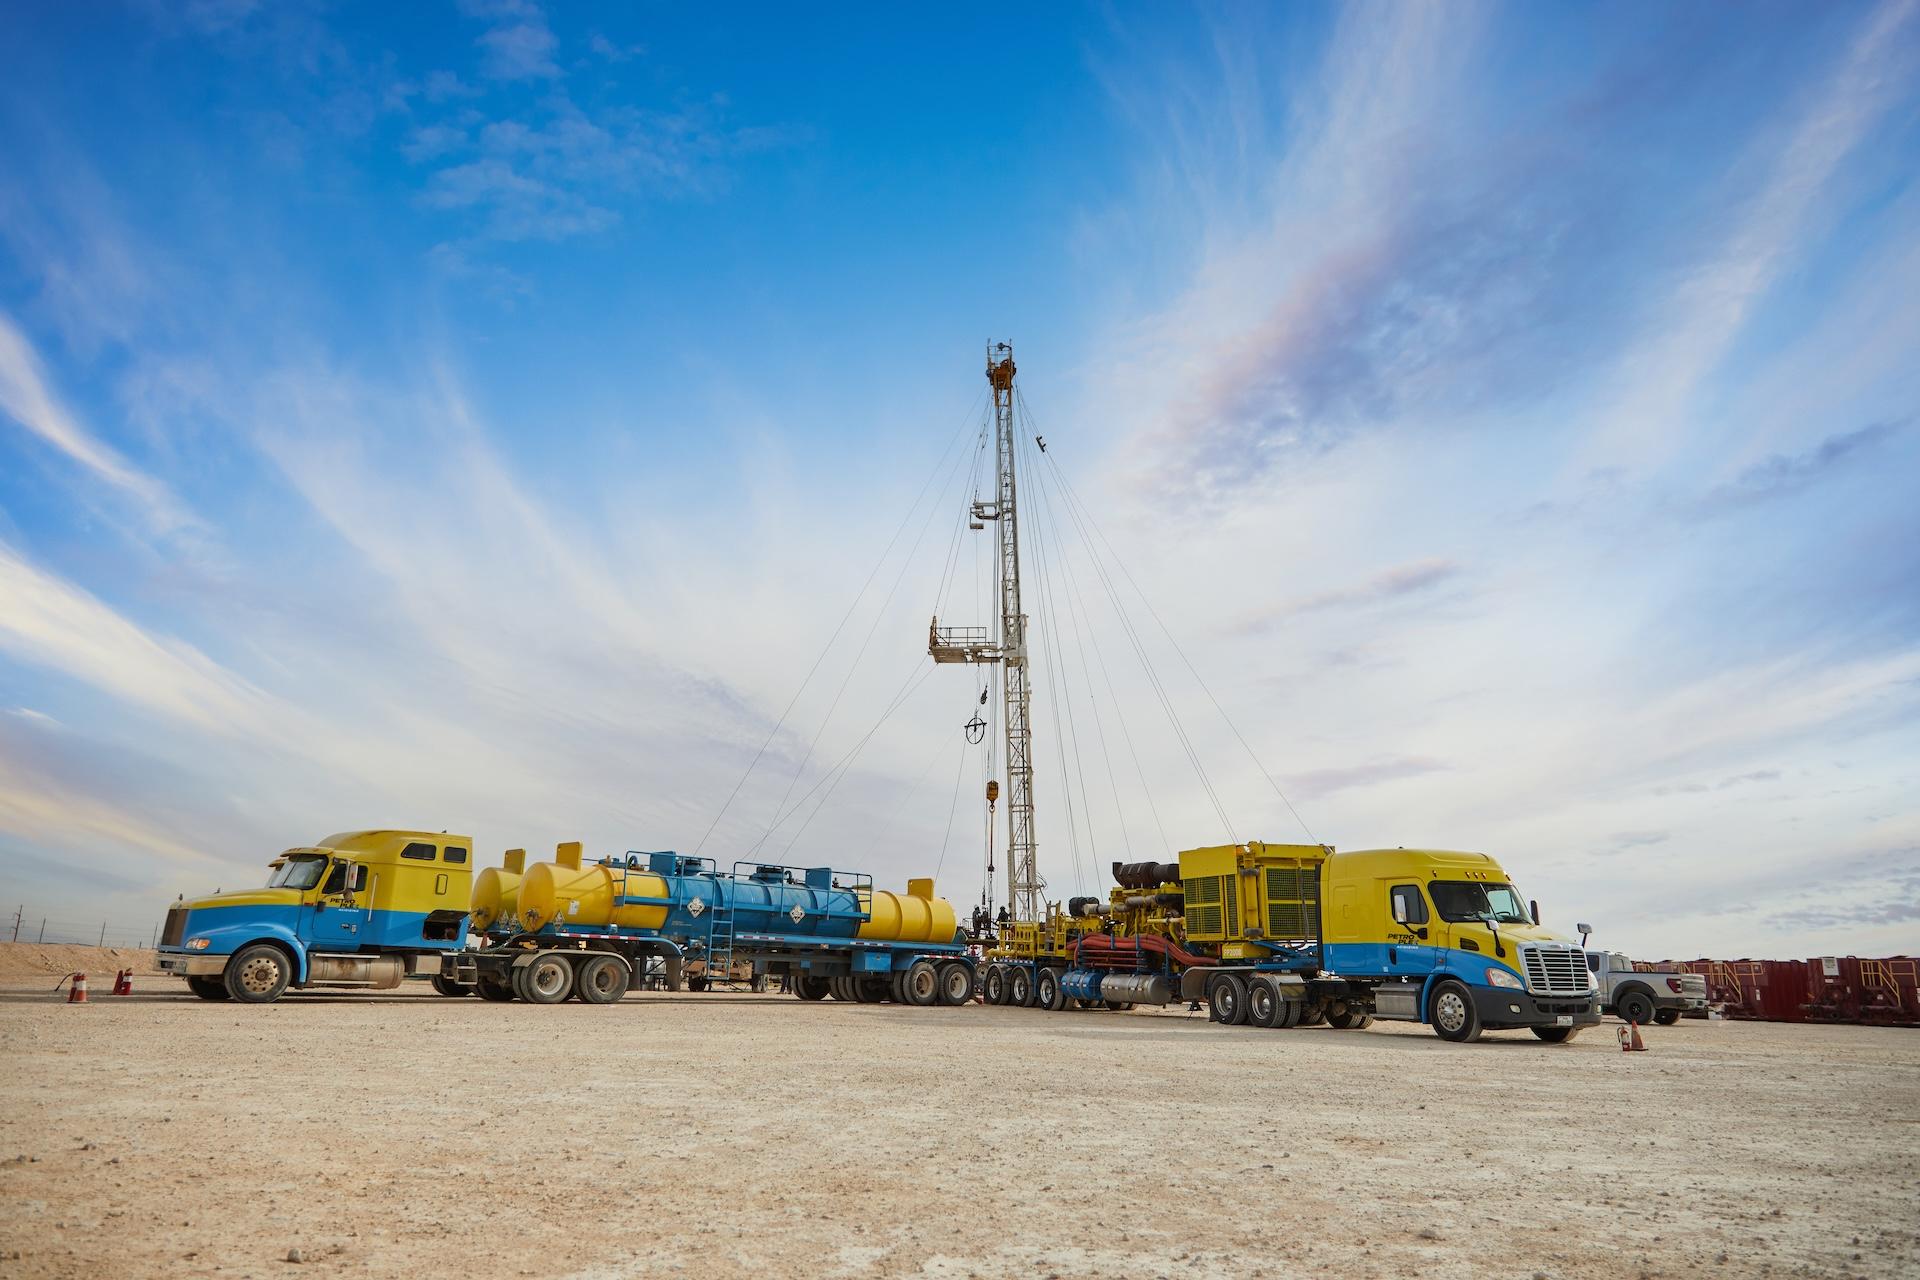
(858, 877, 958, 944)
(469, 848, 527, 932)
(517, 842, 671, 933)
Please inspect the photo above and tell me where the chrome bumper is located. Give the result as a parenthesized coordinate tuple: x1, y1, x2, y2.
(157, 952, 227, 977)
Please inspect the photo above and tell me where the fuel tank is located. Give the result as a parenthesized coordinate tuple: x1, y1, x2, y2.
(857, 878, 958, 943)
(469, 848, 527, 932)
(512, 845, 959, 943)
(518, 843, 671, 933)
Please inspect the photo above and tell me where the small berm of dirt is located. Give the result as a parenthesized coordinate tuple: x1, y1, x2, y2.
(0, 942, 162, 979)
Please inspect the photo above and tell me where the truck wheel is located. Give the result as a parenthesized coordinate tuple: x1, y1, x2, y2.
(575, 954, 630, 1005)
(857, 975, 891, 1003)
(1275, 996, 1302, 1029)
(983, 966, 1006, 1005)
(1039, 967, 1071, 1011)
(520, 955, 574, 1005)
(687, 974, 710, 994)
(1103, 1000, 1134, 1012)
(1247, 979, 1278, 1027)
(224, 944, 292, 1003)
(1429, 979, 1482, 1043)
(937, 962, 976, 1006)
(186, 976, 230, 1001)
(475, 975, 515, 1002)
(1615, 989, 1654, 1026)
(1531, 1026, 1580, 1043)
(1008, 967, 1033, 1007)
(902, 959, 940, 1006)
(430, 974, 471, 998)
(795, 975, 831, 1001)
(1209, 974, 1249, 1025)
(1653, 1008, 1681, 1026)
(1298, 1001, 1327, 1026)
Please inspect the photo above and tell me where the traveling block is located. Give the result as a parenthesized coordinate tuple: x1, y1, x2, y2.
(63, 972, 89, 1004)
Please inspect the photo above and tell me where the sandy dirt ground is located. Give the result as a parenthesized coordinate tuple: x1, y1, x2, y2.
(1, 977, 1916, 1280)
(0, 944, 165, 979)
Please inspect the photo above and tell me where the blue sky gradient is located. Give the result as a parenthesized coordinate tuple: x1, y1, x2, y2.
(1, 2, 1916, 956)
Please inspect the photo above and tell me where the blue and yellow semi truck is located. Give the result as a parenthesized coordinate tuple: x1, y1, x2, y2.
(981, 842, 1600, 1042)
(157, 831, 976, 1006)
(439, 842, 977, 1005)
(156, 829, 473, 1002)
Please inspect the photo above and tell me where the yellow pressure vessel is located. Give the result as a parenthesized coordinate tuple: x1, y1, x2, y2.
(517, 842, 671, 933)
(857, 877, 958, 944)
(469, 848, 527, 931)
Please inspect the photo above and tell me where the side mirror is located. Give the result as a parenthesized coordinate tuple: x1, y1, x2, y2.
(1576, 922, 1592, 936)
(1530, 899, 1540, 926)
(1390, 898, 1408, 924)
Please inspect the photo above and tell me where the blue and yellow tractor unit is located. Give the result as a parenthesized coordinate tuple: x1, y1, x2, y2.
(981, 842, 1601, 1042)
(437, 841, 978, 1006)
(156, 830, 473, 1002)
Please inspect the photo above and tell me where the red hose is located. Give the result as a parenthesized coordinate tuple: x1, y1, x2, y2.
(1072, 933, 1216, 969)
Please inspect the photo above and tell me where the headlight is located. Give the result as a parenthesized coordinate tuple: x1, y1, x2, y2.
(1485, 968, 1522, 989)
(187, 937, 211, 950)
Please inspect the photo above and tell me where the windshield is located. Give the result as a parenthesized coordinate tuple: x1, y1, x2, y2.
(266, 854, 328, 891)
(1428, 881, 1530, 925)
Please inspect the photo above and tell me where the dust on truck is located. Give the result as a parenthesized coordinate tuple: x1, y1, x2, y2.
(156, 830, 472, 1002)
(982, 842, 1601, 1042)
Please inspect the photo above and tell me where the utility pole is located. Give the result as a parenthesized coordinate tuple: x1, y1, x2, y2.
(930, 341, 1042, 922)
(37, 918, 45, 944)
(98, 922, 106, 947)
(10, 904, 19, 943)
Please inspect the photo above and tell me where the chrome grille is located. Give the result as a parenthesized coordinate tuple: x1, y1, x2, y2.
(1520, 943, 1588, 995)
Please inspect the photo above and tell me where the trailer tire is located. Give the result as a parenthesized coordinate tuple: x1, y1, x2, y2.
(576, 954, 630, 1005)
(1653, 1008, 1681, 1026)
(983, 965, 1006, 1005)
(1104, 1000, 1133, 1012)
(187, 976, 230, 1001)
(430, 974, 472, 998)
(1208, 974, 1249, 1026)
(901, 959, 940, 1006)
(687, 974, 710, 994)
(1298, 1002, 1327, 1026)
(937, 962, 976, 1006)
(225, 943, 293, 1004)
(1008, 967, 1034, 1007)
(1615, 988, 1655, 1025)
(1274, 994, 1302, 1029)
(520, 955, 574, 1005)
(475, 974, 515, 1002)
(1247, 979, 1278, 1027)
(1037, 967, 1067, 1012)
(795, 975, 832, 1001)
(1530, 1025, 1580, 1043)
(1429, 979, 1482, 1043)
(857, 975, 892, 1003)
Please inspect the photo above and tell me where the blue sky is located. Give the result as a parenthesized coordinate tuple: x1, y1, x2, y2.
(1, 2, 1916, 957)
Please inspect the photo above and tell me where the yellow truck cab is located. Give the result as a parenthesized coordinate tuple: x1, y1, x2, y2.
(156, 830, 473, 1003)
(1323, 848, 1600, 1041)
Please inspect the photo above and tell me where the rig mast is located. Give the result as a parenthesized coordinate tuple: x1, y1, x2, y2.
(930, 342, 1041, 921)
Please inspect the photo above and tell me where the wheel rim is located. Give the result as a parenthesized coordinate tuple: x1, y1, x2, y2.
(909, 969, 936, 1001)
(1251, 988, 1272, 1021)
(1435, 990, 1467, 1032)
(589, 963, 619, 996)
(237, 954, 282, 995)
(942, 968, 968, 1001)
(531, 962, 568, 998)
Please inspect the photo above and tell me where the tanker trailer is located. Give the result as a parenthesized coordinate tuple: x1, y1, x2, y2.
(436, 842, 977, 1007)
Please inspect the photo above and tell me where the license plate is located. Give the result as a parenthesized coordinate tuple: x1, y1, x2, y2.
(1555, 1015, 1573, 1026)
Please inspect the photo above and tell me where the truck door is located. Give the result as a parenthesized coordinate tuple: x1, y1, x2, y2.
(301, 860, 369, 950)
(1386, 883, 1440, 977)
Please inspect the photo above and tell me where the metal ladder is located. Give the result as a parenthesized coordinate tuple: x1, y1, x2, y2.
(706, 897, 736, 981)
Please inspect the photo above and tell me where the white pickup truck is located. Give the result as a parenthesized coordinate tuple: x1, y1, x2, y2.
(1579, 925, 1709, 1025)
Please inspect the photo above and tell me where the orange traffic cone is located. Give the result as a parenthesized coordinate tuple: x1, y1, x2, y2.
(111, 969, 132, 996)
(1629, 1020, 1647, 1052)
(64, 972, 89, 1004)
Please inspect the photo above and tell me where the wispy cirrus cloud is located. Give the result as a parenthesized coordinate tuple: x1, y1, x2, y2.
(0, 311, 194, 535)
(1233, 558, 1462, 634)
